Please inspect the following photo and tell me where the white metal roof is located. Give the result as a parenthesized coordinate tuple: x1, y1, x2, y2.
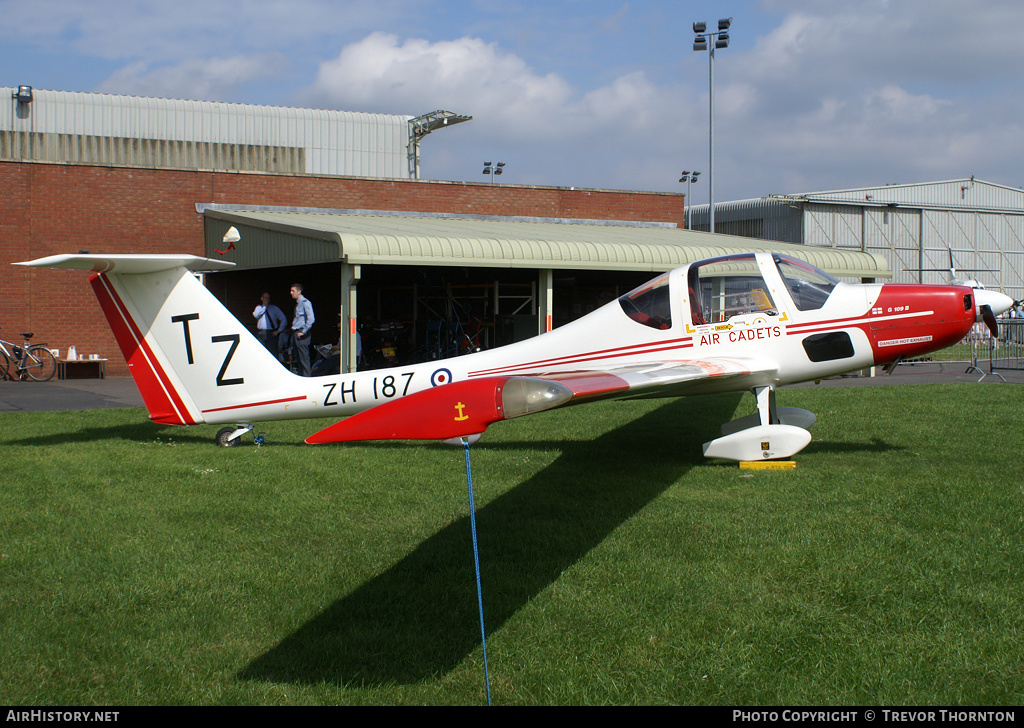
(1, 87, 411, 177)
(689, 179, 1024, 216)
(772, 178, 1024, 212)
(203, 208, 892, 278)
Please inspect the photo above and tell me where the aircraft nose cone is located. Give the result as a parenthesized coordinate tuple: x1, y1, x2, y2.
(974, 288, 1014, 317)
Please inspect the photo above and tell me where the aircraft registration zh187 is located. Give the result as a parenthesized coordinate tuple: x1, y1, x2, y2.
(18, 251, 1013, 461)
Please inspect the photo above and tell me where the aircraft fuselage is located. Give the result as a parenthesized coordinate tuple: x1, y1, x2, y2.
(141, 252, 976, 426)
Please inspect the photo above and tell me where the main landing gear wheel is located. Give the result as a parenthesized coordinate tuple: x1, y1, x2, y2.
(215, 424, 254, 447)
(216, 427, 241, 447)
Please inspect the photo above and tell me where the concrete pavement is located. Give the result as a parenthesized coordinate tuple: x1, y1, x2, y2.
(0, 376, 144, 413)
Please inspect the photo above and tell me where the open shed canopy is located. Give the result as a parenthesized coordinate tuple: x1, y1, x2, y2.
(202, 207, 892, 279)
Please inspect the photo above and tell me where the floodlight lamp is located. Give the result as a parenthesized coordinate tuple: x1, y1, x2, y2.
(14, 85, 33, 103)
(693, 37, 707, 51)
(409, 110, 472, 139)
(715, 33, 729, 49)
(718, 18, 732, 31)
(693, 21, 706, 33)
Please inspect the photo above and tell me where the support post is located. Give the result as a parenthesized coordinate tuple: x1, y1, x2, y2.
(341, 263, 361, 373)
(538, 268, 554, 335)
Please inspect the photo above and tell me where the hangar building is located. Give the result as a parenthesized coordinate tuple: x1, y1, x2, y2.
(688, 178, 1024, 304)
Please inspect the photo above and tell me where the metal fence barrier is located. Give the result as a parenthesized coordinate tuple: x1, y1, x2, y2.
(992, 319, 1024, 372)
(902, 318, 1024, 379)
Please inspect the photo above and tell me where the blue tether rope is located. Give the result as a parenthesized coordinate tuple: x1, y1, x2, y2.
(463, 437, 492, 706)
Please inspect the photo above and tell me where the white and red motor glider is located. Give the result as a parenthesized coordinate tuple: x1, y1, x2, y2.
(18, 251, 1013, 461)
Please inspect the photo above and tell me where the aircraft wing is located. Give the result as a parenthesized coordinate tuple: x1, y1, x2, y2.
(306, 357, 775, 444)
(15, 253, 236, 274)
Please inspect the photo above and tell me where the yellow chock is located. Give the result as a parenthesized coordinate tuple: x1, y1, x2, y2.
(739, 460, 797, 471)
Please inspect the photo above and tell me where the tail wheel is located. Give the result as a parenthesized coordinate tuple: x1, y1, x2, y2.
(216, 427, 241, 447)
(25, 346, 57, 381)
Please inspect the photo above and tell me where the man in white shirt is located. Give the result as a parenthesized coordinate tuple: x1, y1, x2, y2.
(253, 292, 288, 359)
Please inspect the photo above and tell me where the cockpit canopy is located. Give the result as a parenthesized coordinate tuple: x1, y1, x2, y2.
(618, 253, 841, 329)
(618, 272, 672, 329)
(772, 255, 840, 311)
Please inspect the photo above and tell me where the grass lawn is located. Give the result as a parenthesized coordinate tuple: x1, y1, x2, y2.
(1, 383, 1022, 705)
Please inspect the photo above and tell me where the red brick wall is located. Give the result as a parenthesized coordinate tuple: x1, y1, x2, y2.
(1, 161, 685, 376)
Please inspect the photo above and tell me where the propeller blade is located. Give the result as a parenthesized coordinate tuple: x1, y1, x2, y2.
(981, 305, 998, 338)
(973, 289, 1014, 336)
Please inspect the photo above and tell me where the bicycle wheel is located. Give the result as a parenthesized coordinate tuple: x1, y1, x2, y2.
(24, 346, 57, 381)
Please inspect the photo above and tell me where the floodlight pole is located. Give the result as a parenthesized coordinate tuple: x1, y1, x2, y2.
(679, 171, 700, 230)
(709, 42, 716, 234)
(693, 19, 731, 234)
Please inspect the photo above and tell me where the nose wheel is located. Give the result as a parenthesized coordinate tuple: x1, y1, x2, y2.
(215, 424, 254, 447)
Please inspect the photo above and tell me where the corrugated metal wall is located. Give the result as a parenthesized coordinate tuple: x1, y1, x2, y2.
(686, 198, 803, 242)
(0, 130, 306, 173)
(1, 87, 411, 178)
(804, 204, 862, 249)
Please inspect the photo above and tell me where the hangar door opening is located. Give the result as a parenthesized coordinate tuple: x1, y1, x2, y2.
(204, 261, 653, 374)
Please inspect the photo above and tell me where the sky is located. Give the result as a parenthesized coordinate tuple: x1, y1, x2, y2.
(3, 0, 1024, 203)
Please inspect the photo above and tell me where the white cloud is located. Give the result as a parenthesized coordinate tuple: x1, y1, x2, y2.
(95, 54, 289, 102)
(308, 33, 572, 127)
(864, 85, 950, 124)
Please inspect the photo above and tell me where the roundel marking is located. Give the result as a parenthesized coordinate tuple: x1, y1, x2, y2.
(431, 368, 453, 387)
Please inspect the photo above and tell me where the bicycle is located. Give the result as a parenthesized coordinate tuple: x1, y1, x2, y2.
(0, 332, 58, 382)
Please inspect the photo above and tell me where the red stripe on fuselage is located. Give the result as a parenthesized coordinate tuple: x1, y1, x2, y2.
(786, 310, 931, 337)
(468, 337, 694, 377)
(90, 273, 195, 425)
(202, 395, 307, 414)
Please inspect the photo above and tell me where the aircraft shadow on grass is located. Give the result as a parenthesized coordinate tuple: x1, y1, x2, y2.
(7, 421, 216, 447)
(805, 436, 902, 456)
(238, 394, 747, 687)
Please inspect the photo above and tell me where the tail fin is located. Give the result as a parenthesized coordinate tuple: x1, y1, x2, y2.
(17, 254, 293, 425)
